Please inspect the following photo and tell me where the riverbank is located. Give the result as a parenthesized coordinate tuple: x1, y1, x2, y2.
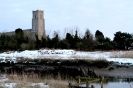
(0, 59, 132, 78)
(0, 59, 132, 88)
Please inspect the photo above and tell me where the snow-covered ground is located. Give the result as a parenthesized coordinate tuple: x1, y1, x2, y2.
(0, 49, 133, 64)
(0, 82, 49, 88)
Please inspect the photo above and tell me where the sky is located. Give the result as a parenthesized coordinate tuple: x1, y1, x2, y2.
(0, 0, 133, 39)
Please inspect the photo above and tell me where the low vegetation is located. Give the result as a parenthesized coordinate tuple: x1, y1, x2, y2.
(0, 59, 110, 79)
(0, 59, 110, 88)
(4, 73, 69, 88)
(0, 59, 109, 88)
(0, 28, 133, 51)
(111, 51, 133, 58)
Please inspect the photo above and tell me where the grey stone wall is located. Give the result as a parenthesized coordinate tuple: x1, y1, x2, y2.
(0, 29, 36, 41)
(32, 10, 46, 40)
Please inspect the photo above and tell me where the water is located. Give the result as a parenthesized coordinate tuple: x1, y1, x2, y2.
(91, 82, 133, 88)
(80, 78, 133, 88)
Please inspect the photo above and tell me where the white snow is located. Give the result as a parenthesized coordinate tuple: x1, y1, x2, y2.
(31, 83, 49, 88)
(0, 49, 133, 64)
(0, 75, 8, 82)
(0, 83, 49, 88)
(3, 83, 16, 88)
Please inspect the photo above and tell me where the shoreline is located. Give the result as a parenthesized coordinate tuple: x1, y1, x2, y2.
(0, 59, 132, 79)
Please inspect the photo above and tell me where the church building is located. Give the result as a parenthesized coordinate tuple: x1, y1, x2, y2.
(1, 10, 46, 41)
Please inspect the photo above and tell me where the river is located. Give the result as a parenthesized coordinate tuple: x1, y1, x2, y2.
(80, 78, 133, 88)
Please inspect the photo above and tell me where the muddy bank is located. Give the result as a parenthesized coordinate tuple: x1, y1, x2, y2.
(0, 59, 132, 79)
(94, 66, 133, 78)
(0, 59, 99, 78)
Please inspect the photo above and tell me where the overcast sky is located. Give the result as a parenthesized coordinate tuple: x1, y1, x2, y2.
(0, 0, 133, 39)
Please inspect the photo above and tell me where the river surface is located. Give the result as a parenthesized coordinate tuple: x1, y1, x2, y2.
(81, 82, 133, 88)
(80, 78, 133, 88)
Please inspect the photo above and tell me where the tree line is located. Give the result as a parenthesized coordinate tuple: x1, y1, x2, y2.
(0, 28, 133, 51)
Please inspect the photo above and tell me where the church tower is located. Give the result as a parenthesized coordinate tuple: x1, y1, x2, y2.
(32, 10, 46, 40)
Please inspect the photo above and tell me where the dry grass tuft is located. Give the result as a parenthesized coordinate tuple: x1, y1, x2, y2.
(6, 73, 71, 88)
(47, 79, 69, 88)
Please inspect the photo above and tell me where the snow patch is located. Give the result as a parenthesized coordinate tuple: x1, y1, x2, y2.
(0, 49, 133, 64)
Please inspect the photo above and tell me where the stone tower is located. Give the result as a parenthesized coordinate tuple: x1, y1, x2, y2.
(32, 10, 45, 40)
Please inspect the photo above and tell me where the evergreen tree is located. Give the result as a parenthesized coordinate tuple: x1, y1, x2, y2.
(15, 28, 24, 50)
(74, 30, 80, 49)
(65, 33, 74, 49)
(103, 37, 113, 50)
(95, 30, 104, 43)
(52, 32, 60, 49)
(113, 31, 133, 50)
(95, 30, 105, 50)
(82, 29, 95, 50)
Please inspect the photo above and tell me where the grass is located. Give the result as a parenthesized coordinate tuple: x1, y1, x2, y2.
(5, 73, 70, 88)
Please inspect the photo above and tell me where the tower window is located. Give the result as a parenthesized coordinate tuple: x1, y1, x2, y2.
(35, 15, 36, 18)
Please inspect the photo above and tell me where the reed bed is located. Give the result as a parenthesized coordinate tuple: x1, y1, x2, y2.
(111, 51, 133, 58)
(3, 73, 71, 88)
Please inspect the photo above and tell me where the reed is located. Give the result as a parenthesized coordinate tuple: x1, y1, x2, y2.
(6, 73, 70, 88)
(111, 51, 133, 58)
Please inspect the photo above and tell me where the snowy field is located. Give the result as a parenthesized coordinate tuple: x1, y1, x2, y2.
(0, 49, 133, 64)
